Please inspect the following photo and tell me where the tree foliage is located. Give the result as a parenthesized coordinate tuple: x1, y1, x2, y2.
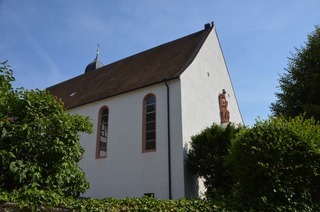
(271, 25, 320, 120)
(187, 123, 241, 200)
(227, 116, 320, 210)
(0, 61, 93, 197)
(187, 116, 320, 210)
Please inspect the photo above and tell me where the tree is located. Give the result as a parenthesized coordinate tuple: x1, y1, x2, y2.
(271, 25, 320, 121)
(186, 123, 241, 200)
(226, 116, 320, 211)
(0, 61, 93, 197)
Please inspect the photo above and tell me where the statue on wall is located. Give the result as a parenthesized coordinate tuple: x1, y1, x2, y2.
(219, 89, 230, 123)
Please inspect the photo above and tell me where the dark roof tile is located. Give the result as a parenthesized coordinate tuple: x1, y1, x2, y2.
(47, 27, 212, 109)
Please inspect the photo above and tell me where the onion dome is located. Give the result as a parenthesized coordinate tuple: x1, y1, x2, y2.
(85, 45, 103, 73)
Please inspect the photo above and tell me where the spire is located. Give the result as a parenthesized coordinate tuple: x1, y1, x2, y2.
(85, 44, 104, 73)
(96, 43, 100, 58)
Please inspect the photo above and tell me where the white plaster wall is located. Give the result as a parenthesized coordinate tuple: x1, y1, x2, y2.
(71, 81, 184, 199)
(180, 27, 243, 197)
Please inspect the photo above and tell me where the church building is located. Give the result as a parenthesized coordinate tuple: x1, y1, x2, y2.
(47, 23, 243, 199)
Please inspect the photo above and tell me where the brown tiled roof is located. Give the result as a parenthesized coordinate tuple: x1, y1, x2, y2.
(47, 26, 212, 109)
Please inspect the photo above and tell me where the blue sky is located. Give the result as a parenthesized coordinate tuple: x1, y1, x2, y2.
(1, 0, 319, 126)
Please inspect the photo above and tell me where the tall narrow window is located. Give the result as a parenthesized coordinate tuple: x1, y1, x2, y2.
(143, 94, 156, 152)
(96, 107, 109, 158)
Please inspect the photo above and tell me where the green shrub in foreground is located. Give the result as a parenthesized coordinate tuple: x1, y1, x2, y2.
(0, 190, 220, 211)
(187, 123, 241, 200)
(0, 61, 93, 197)
(227, 116, 320, 211)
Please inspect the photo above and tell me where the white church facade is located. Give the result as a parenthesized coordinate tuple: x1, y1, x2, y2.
(47, 23, 243, 199)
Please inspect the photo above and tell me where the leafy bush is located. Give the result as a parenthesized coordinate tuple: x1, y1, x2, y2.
(187, 123, 241, 200)
(187, 116, 320, 210)
(227, 116, 320, 210)
(0, 192, 220, 211)
(0, 61, 93, 197)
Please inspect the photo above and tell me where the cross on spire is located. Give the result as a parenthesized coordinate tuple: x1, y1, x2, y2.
(96, 44, 100, 57)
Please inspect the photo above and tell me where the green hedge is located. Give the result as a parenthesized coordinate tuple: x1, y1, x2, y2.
(0, 189, 221, 211)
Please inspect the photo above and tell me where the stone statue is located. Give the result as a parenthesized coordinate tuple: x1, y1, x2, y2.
(219, 89, 230, 123)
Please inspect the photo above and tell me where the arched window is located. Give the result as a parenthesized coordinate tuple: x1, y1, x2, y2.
(142, 94, 156, 152)
(96, 106, 109, 158)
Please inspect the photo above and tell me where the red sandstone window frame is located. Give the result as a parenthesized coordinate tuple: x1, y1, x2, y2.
(96, 106, 109, 159)
(142, 94, 156, 152)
